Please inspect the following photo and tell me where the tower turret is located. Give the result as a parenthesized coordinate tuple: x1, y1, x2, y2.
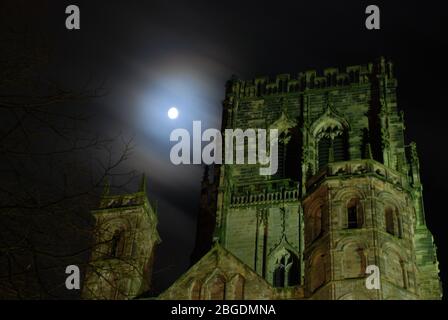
(82, 175, 160, 299)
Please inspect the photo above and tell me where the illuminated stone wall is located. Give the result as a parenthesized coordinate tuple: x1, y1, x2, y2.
(187, 57, 441, 299)
(82, 176, 160, 300)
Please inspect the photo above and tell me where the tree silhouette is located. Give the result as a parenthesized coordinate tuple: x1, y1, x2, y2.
(0, 1, 138, 299)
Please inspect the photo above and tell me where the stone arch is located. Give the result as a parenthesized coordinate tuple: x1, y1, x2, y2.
(308, 249, 327, 293)
(310, 109, 350, 138)
(305, 197, 326, 244)
(332, 186, 367, 202)
(226, 274, 245, 300)
(378, 192, 404, 238)
(334, 236, 369, 252)
(269, 112, 300, 178)
(385, 206, 402, 237)
(203, 269, 226, 300)
(382, 244, 406, 288)
(102, 218, 132, 236)
(268, 246, 300, 288)
(310, 106, 350, 170)
(342, 242, 367, 279)
(334, 237, 369, 280)
(332, 188, 366, 229)
(377, 191, 404, 212)
(189, 279, 202, 300)
(381, 241, 404, 257)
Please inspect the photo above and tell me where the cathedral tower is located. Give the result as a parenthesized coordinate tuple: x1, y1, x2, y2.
(82, 175, 160, 300)
(211, 58, 440, 299)
(167, 58, 441, 300)
(300, 58, 441, 299)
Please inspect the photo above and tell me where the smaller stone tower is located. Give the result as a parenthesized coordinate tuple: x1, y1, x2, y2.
(82, 175, 160, 300)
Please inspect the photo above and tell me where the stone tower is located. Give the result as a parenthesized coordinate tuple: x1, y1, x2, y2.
(82, 175, 160, 300)
(181, 57, 442, 300)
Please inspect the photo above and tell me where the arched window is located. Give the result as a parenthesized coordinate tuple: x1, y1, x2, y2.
(333, 134, 346, 162)
(317, 131, 348, 169)
(385, 252, 406, 288)
(347, 199, 362, 229)
(288, 254, 300, 286)
(269, 112, 298, 179)
(273, 250, 300, 287)
(312, 110, 350, 170)
(205, 275, 226, 300)
(385, 207, 401, 237)
(385, 208, 394, 235)
(110, 230, 124, 258)
(347, 206, 357, 228)
(318, 137, 331, 169)
(273, 265, 285, 287)
(306, 204, 324, 245)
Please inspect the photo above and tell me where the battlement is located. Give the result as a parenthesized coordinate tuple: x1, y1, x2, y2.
(226, 57, 395, 98)
(98, 192, 149, 210)
(94, 174, 157, 214)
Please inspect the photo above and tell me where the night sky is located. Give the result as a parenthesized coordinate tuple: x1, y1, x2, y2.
(2, 0, 448, 297)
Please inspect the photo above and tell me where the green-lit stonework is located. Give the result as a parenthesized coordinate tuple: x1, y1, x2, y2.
(82, 176, 160, 299)
(85, 58, 442, 300)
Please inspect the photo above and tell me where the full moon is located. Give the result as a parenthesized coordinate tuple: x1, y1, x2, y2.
(168, 107, 179, 120)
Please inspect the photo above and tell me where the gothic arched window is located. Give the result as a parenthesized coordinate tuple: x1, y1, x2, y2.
(312, 109, 350, 170)
(273, 265, 285, 287)
(333, 134, 346, 162)
(273, 250, 300, 287)
(318, 137, 331, 169)
(269, 112, 298, 179)
(317, 132, 348, 169)
(206, 275, 226, 300)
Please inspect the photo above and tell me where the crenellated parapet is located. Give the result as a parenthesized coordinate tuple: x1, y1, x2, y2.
(225, 58, 395, 99)
(98, 193, 155, 211)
